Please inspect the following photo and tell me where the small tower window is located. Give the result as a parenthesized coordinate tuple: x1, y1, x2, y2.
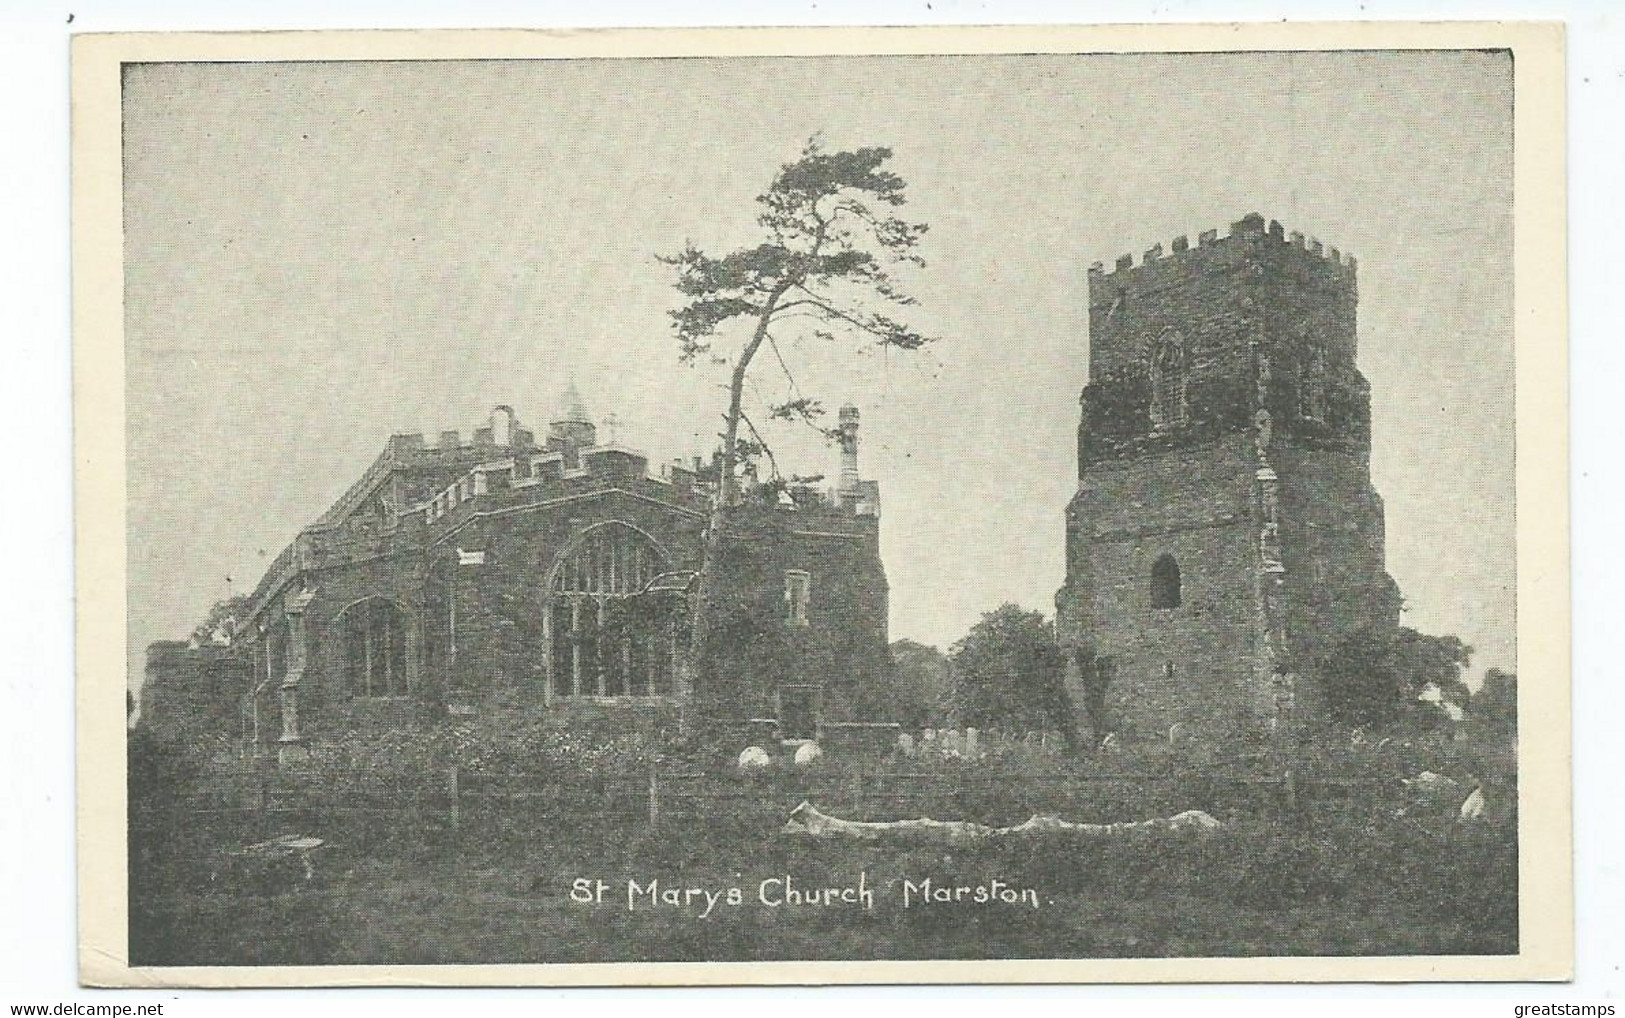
(1149, 335, 1187, 429)
(1299, 343, 1329, 421)
(785, 570, 811, 626)
(1151, 554, 1182, 609)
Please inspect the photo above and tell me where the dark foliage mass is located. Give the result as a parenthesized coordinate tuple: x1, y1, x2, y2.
(1317, 625, 1474, 726)
(1472, 667, 1517, 735)
(887, 639, 953, 729)
(191, 593, 250, 646)
(1079, 348, 1373, 464)
(948, 604, 1075, 738)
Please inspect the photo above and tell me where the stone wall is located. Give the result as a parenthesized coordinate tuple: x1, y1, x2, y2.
(244, 482, 890, 740)
(1058, 436, 1268, 737)
(1274, 444, 1403, 675)
(1078, 213, 1364, 469)
(140, 641, 252, 742)
(433, 487, 707, 699)
(705, 506, 890, 720)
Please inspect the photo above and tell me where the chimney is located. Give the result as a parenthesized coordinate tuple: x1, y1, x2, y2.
(490, 405, 517, 447)
(837, 405, 861, 505)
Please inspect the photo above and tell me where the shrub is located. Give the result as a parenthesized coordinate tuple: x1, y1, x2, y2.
(1317, 626, 1473, 727)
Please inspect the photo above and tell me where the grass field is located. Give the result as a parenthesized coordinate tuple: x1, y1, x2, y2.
(128, 776, 1518, 966)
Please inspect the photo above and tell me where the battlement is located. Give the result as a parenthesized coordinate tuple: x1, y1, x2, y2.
(420, 439, 701, 527)
(242, 398, 881, 637)
(1088, 213, 1357, 300)
(387, 425, 537, 458)
(418, 442, 880, 529)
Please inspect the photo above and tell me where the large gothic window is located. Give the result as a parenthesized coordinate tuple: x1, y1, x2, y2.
(1149, 335, 1187, 429)
(339, 598, 410, 697)
(1151, 554, 1182, 609)
(548, 523, 676, 698)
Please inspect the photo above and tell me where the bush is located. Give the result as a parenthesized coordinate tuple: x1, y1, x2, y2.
(280, 712, 669, 790)
(1317, 626, 1473, 726)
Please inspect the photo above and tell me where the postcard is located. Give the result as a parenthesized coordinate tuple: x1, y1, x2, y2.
(73, 22, 1569, 986)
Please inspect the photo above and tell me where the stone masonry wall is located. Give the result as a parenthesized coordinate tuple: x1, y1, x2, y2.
(297, 551, 428, 740)
(418, 490, 886, 722)
(706, 507, 890, 721)
(1274, 445, 1403, 680)
(432, 488, 707, 701)
(1059, 435, 1268, 737)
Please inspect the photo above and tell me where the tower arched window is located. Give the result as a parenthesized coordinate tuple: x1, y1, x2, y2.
(1151, 554, 1182, 609)
(1149, 335, 1187, 430)
(1299, 342, 1329, 422)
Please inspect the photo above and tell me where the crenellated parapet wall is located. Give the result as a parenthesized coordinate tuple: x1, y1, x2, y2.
(239, 400, 882, 652)
(416, 440, 880, 534)
(1087, 212, 1357, 310)
(386, 421, 538, 460)
(419, 443, 703, 528)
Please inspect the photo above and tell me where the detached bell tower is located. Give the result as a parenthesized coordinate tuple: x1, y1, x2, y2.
(1055, 213, 1401, 738)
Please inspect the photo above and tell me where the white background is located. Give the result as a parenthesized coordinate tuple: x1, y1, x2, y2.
(2, 0, 1619, 1009)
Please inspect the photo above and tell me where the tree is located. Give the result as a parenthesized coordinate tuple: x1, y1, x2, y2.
(190, 593, 249, 646)
(1472, 667, 1517, 735)
(661, 139, 934, 704)
(1393, 627, 1474, 705)
(1318, 625, 1474, 726)
(888, 639, 952, 729)
(947, 604, 1073, 738)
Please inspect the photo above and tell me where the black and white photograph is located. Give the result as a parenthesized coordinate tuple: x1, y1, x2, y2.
(71, 23, 1569, 985)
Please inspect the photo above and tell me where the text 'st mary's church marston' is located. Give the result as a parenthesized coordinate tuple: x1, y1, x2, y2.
(1057, 213, 1401, 738)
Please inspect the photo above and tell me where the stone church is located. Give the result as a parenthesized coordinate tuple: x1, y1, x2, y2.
(217, 387, 890, 757)
(1056, 213, 1402, 738)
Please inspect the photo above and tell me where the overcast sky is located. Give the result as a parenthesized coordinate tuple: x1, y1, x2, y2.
(122, 50, 1514, 688)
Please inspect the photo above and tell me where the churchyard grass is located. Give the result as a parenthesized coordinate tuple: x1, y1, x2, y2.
(127, 722, 1516, 965)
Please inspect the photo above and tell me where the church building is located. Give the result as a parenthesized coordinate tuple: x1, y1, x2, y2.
(225, 388, 890, 757)
(1056, 213, 1402, 738)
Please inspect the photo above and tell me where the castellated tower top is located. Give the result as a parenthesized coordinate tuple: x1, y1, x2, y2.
(1087, 213, 1356, 303)
(1074, 211, 1371, 469)
(1083, 212, 1362, 386)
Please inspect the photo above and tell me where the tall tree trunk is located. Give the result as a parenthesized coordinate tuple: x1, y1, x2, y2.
(685, 287, 788, 719)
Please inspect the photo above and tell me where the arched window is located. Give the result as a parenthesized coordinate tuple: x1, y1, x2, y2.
(1149, 335, 1187, 429)
(548, 523, 675, 699)
(339, 598, 410, 697)
(1151, 554, 1182, 609)
(1299, 342, 1328, 421)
